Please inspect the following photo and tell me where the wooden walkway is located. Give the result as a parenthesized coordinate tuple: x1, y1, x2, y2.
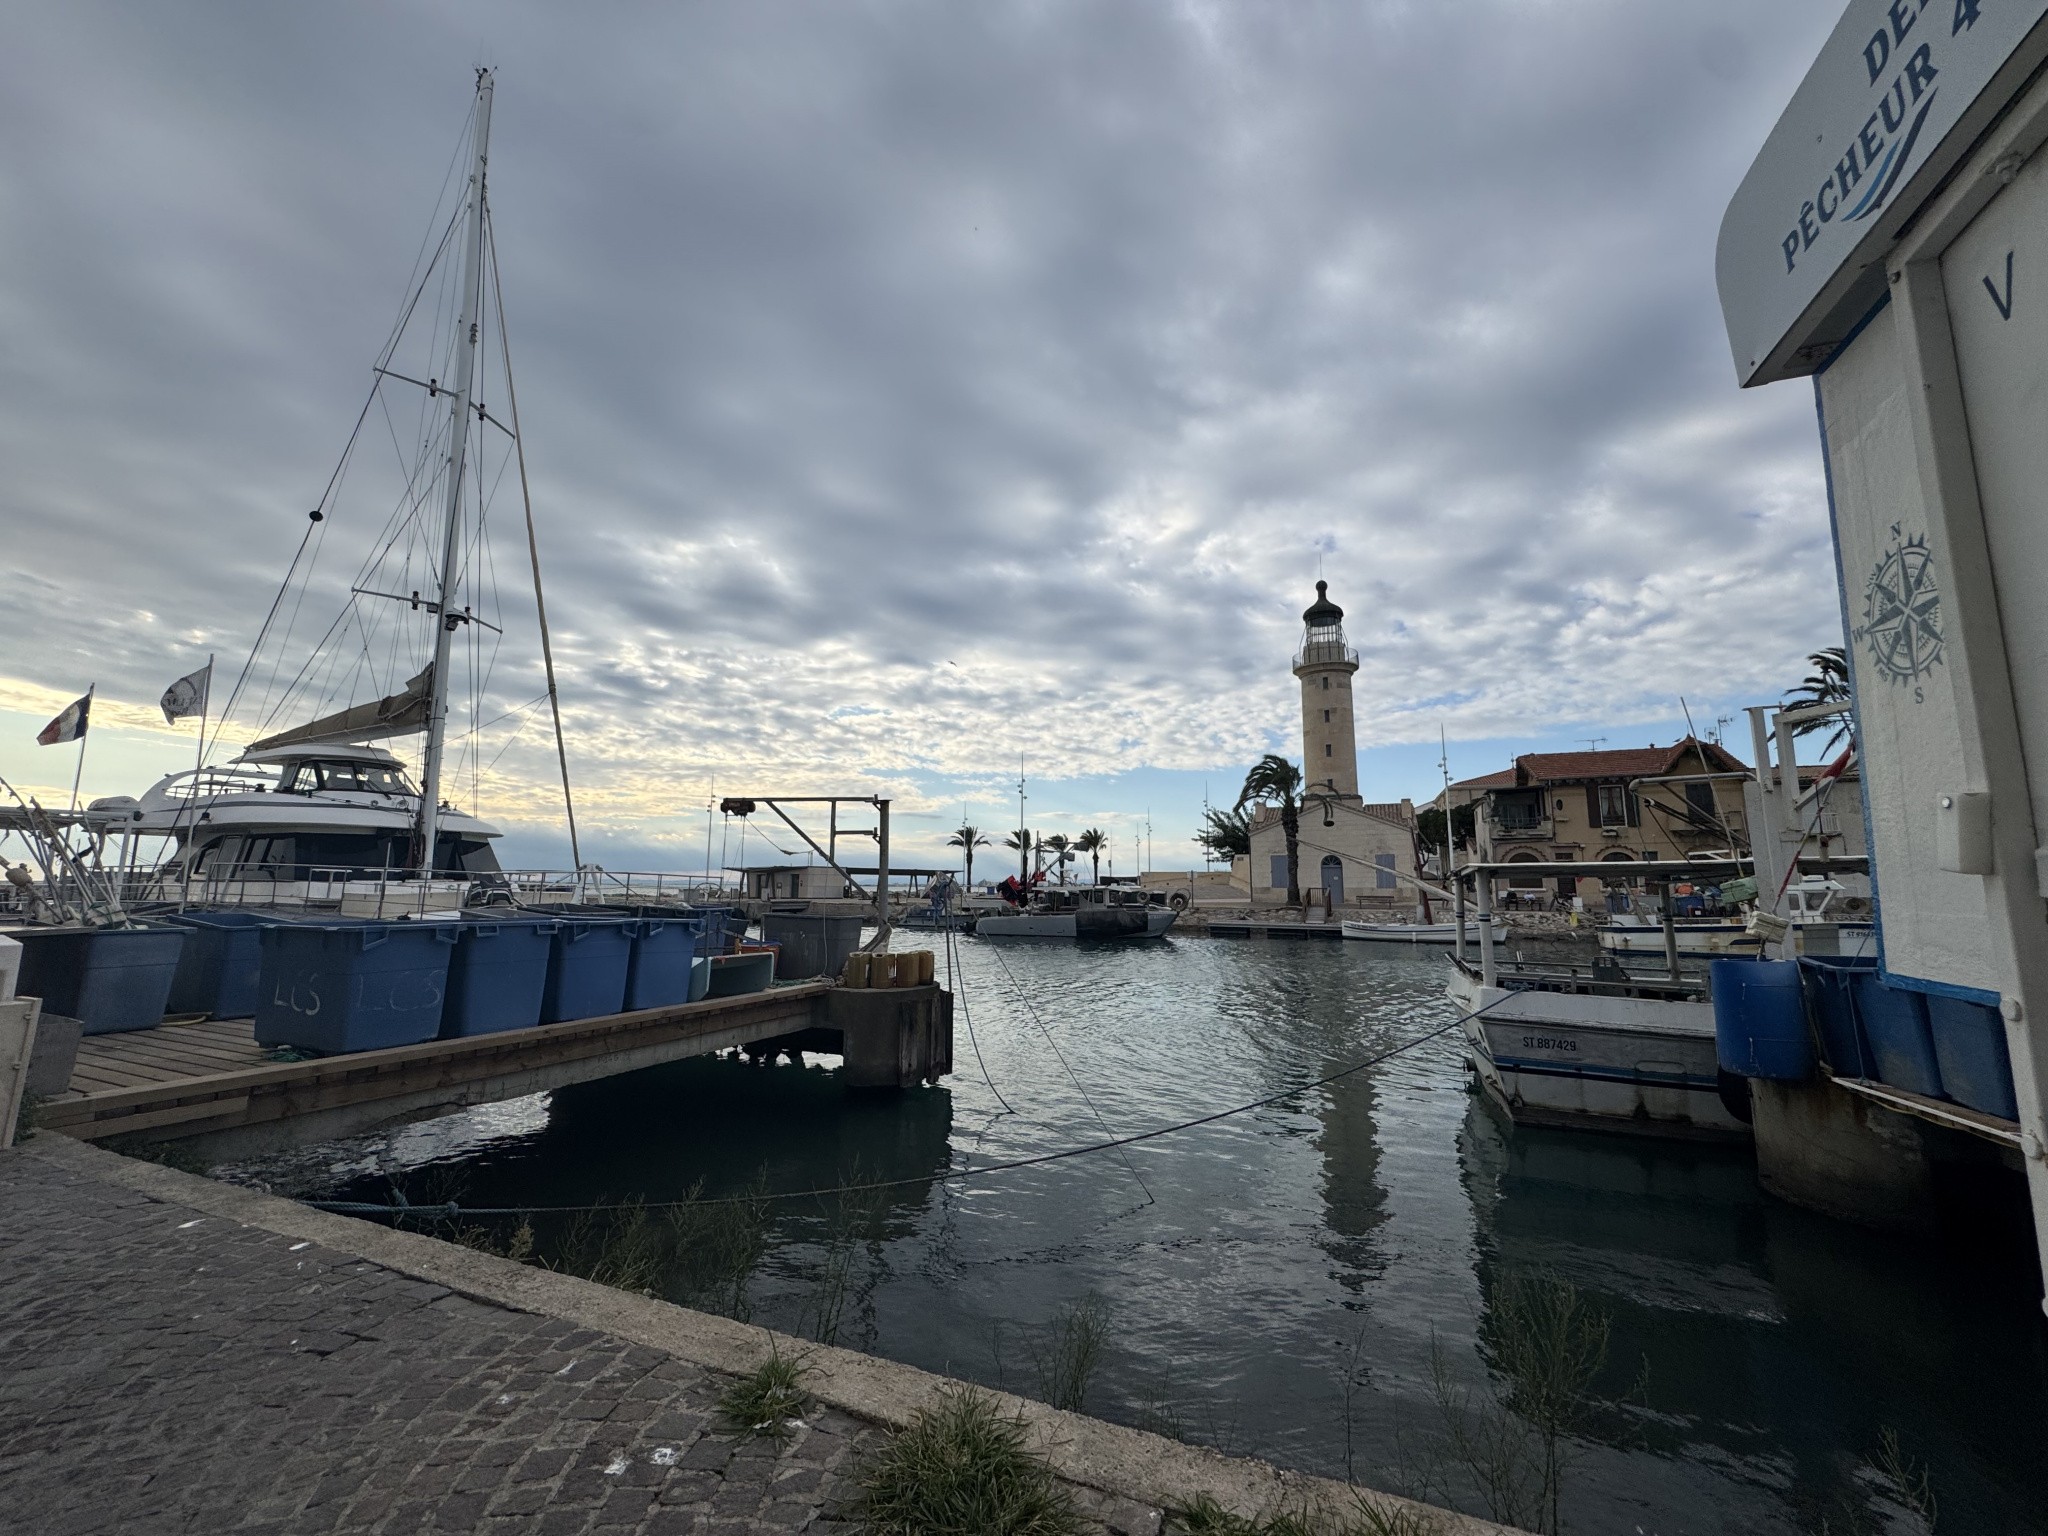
(40, 983, 836, 1154)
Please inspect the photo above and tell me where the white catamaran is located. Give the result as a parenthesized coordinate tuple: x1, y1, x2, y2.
(105, 71, 573, 913)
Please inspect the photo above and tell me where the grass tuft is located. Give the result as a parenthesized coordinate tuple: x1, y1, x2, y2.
(848, 1387, 1082, 1536)
(1174, 1493, 1448, 1536)
(718, 1348, 811, 1441)
(12, 1091, 46, 1145)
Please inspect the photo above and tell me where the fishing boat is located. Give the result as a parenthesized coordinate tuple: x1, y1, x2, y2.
(1341, 918, 1505, 947)
(974, 885, 1176, 940)
(1448, 955, 1748, 1141)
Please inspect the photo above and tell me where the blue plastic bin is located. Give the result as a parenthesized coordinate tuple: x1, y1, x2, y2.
(1798, 956, 1876, 1078)
(14, 925, 186, 1035)
(1926, 994, 2019, 1120)
(1851, 971, 1944, 1099)
(623, 918, 703, 1011)
(164, 911, 286, 1018)
(540, 919, 633, 1023)
(255, 922, 457, 1054)
(690, 906, 744, 954)
(442, 919, 558, 1038)
(1712, 958, 1812, 1081)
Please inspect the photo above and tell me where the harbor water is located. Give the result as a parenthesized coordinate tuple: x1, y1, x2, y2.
(242, 936, 2048, 1534)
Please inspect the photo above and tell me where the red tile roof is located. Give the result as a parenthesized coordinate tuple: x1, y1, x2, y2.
(1513, 738, 1747, 784)
(1448, 769, 1517, 791)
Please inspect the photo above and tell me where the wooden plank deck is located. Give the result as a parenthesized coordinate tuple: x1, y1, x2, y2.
(42, 983, 836, 1150)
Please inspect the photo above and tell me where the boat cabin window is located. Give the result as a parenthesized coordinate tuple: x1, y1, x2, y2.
(278, 760, 414, 795)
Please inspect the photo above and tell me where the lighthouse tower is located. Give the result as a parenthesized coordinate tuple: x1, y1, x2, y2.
(1294, 580, 1360, 800)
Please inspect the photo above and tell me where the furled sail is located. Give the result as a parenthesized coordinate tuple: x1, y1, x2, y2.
(246, 666, 433, 753)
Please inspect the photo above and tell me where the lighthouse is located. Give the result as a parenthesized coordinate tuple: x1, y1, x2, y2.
(1244, 579, 1417, 910)
(1294, 580, 1360, 800)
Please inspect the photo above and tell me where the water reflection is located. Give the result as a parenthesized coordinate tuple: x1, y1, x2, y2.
(264, 938, 2048, 1536)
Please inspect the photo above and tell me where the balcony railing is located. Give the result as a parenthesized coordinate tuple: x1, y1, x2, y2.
(1293, 639, 1359, 669)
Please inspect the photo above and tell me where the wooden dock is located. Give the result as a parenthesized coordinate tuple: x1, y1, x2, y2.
(37, 980, 947, 1159)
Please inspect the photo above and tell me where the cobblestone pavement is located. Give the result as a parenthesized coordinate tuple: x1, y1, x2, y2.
(0, 1148, 879, 1535)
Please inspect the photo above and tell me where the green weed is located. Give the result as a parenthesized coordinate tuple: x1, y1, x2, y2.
(717, 1348, 811, 1441)
(847, 1387, 1082, 1536)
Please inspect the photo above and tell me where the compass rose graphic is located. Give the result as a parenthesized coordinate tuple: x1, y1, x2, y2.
(1851, 525, 1943, 696)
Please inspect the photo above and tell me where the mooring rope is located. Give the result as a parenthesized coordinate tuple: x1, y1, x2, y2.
(299, 991, 1507, 1220)
(945, 923, 1015, 1114)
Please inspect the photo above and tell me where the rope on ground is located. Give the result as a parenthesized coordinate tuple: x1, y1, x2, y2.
(300, 991, 1508, 1220)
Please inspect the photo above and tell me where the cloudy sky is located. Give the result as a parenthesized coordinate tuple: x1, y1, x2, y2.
(0, 2, 1847, 875)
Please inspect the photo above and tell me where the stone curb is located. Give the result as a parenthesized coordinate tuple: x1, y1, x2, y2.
(24, 1133, 1518, 1534)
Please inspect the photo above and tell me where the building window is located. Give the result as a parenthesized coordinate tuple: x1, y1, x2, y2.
(1325, 744, 1332, 757)
(1596, 784, 1631, 827)
(1685, 781, 1718, 819)
(1270, 855, 1290, 888)
(1322, 676, 1330, 691)
(1323, 709, 1331, 723)
(1375, 853, 1397, 889)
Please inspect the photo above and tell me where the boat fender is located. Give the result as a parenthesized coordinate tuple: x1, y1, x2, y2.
(1168, 891, 1190, 912)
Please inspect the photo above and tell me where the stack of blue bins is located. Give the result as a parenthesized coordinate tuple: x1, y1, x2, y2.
(622, 917, 704, 1011)
(441, 917, 558, 1038)
(254, 922, 458, 1054)
(1796, 955, 2020, 1119)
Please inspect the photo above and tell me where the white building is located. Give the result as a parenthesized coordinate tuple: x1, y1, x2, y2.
(1246, 582, 1419, 910)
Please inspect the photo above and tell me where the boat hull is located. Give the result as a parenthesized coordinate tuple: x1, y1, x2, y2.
(1341, 921, 1506, 947)
(1448, 965, 1748, 1141)
(974, 909, 1176, 940)
(1597, 921, 1876, 958)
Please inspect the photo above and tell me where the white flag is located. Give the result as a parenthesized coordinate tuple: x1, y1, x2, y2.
(160, 662, 211, 724)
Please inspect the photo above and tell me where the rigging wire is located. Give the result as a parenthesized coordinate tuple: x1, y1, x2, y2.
(982, 938, 1153, 1207)
(943, 924, 1014, 1114)
(303, 995, 1498, 1220)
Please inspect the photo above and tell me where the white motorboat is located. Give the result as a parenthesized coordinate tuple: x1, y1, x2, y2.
(1596, 876, 1873, 958)
(974, 885, 1176, 940)
(1449, 956, 1748, 1141)
(117, 743, 502, 910)
(1341, 918, 1506, 947)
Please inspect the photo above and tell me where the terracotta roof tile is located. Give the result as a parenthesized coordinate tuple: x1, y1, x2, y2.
(1512, 738, 1748, 783)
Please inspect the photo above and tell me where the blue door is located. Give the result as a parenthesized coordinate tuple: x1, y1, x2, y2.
(1321, 854, 1344, 904)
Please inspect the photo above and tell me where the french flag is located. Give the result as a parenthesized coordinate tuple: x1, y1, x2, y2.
(36, 692, 90, 746)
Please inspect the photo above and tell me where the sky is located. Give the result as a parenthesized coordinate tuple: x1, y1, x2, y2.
(0, 2, 1850, 878)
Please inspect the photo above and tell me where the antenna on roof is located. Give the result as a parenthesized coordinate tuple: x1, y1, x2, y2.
(1580, 737, 1607, 751)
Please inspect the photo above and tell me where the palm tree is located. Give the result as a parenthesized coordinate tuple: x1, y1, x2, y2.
(947, 824, 991, 887)
(1002, 828, 1033, 881)
(1193, 805, 1251, 861)
(1783, 646, 1853, 755)
(1042, 833, 1073, 884)
(1075, 827, 1108, 884)
(1237, 754, 1304, 905)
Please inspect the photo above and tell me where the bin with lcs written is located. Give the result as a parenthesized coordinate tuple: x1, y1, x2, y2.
(254, 922, 457, 1054)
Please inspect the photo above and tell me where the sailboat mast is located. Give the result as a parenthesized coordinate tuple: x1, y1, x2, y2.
(416, 68, 494, 873)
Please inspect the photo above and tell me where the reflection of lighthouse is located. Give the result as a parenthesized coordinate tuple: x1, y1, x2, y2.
(1315, 1056, 1388, 1290)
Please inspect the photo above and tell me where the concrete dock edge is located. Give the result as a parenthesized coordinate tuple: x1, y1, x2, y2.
(24, 1133, 1514, 1534)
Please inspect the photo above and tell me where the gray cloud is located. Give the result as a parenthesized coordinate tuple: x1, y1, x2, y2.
(0, 2, 1846, 855)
